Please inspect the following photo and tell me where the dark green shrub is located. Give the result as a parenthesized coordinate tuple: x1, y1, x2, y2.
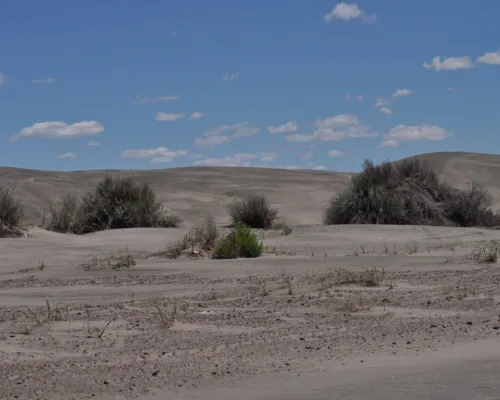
(325, 159, 450, 226)
(0, 185, 24, 237)
(213, 224, 263, 259)
(228, 193, 278, 229)
(325, 158, 497, 228)
(47, 176, 180, 234)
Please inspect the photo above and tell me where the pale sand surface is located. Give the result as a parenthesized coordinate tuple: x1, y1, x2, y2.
(1, 152, 500, 399)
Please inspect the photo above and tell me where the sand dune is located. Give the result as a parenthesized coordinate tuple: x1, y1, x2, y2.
(1, 151, 500, 399)
(1, 152, 499, 227)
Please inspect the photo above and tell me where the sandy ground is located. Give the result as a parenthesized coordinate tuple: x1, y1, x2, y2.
(2, 152, 500, 399)
(1, 224, 500, 399)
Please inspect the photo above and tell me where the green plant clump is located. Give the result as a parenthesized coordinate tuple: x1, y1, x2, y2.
(213, 223, 263, 259)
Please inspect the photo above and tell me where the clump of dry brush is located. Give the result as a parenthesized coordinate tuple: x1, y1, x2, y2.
(325, 158, 500, 228)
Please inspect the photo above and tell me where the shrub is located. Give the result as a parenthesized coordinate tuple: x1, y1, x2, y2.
(46, 194, 80, 233)
(444, 182, 495, 227)
(0, 185, 24, 237)
(47, 176, 180, 234)
(213, 223, 263, 259)
(325, 159, 451, 226)
(228, 193, 278, 229)
(324, 158, 498, 227)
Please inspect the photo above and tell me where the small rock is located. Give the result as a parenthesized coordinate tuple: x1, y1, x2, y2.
(466, 321, 473, 326)
(152, 370, 160, 377)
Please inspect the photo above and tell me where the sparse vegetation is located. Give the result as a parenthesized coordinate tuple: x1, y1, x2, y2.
(228, 193, 278, 229)
(0, 185, 25, 237)
(324, 158, 498, 228)
(333, 266, 386, 287)
(158, 216, 219, 259)
(468, 240, 499, 263)
(79, 248, 136, 271)
(155, 302, 177, 329)
(213, 223, 263, 259)
(46, 176, 180, 234)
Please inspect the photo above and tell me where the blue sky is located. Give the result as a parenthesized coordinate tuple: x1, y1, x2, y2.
(1, 0, 499, 172)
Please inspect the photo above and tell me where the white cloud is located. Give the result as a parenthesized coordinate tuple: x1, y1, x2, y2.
(268, 121, 298, 134)
(133, 95, 179, 104)
(195, 122, 259, 147)
(222, 72, 240, 82)
(300, 150, 314, 160)
(285, 165, 301, 170)
(189, 154, 204, 159)
(380, 107, 393, 115)
(312, 165, 327, 171)
(324, 2, 376, 24)
(392, 88, 414, 98)
(314, 114, 359, 128)
(155, 112, 185, 121)
(86, 141, 101, 146)
(260, 152, 277, 162)
(190, 112, 206, 120)
(10, 121, 104, 141)
(380, 124, 452, 147)
(32, 77, 56, 84)
(379, 139, 398, 148)
(0, 73, 6, 87)
(195, 153, 257, 167)
(328, 150, 345, 157)
(375, 97, 389, 108)
(286, 114, 376, 143)
(120, 147, 188, 163)
(56, 152, 76, 159)
(423, 56, 474, 71)
(477, 51, 500, 65)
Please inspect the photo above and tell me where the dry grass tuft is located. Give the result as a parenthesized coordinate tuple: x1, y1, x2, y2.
(79, 248, 136, 271)
(156, 216, 219, 259)
(468, 240, 499, 264)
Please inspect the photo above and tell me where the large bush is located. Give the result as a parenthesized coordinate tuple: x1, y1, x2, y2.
(213, 223, 263, 259)
(0, 185, 24, 237)
(228, 193, 278, 229)
(324, 158, 495, 227)
(47, 176, 180, 234)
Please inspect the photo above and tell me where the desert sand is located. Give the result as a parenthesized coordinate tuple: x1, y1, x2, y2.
(1, 152, 500, 399)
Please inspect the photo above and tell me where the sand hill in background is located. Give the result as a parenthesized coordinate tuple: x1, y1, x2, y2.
(0, 151, 499, 227)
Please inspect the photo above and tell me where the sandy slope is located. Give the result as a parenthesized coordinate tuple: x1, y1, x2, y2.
(1, 152, 500, 226)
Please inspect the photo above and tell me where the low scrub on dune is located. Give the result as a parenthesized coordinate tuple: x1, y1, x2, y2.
(213, 223, 263, 259)
(325, 158, 499, 228)
(0, 185, 25, 237)
(228, 193, 279, 229)
(159, 215, 219, 259)
(46, 176, 180, 234)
